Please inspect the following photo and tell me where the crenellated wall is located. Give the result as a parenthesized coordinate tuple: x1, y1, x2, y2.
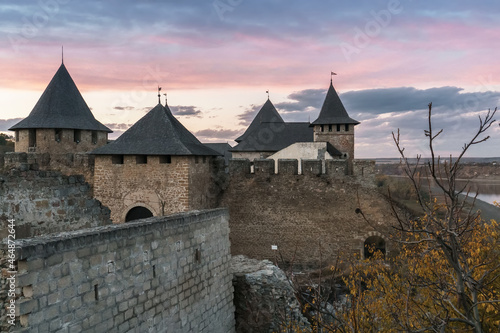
(222, 158, 395, 268)
(5, 209, 234, 333)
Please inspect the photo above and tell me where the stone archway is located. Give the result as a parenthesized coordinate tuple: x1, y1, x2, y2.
(363, 235, 386, 259)
(125, 206, 153, 222)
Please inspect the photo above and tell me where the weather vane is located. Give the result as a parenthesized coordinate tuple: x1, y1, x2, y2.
(266, 90, 269, 99)
(158, 86, 162, 104)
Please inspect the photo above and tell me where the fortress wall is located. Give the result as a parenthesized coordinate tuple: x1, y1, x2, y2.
(222, 159, 393, 268)
(188, 156, 222, 212)
(6, 209, 234, 333)
(3, 152, 95, 182)
(0, 168, 111, 240)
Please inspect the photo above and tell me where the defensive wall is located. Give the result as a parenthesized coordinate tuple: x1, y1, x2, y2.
(3, 152, 95, 183)
(0, 167, 111, 239)
(2, 209, 234, 333)
(222, 158, 395, 267)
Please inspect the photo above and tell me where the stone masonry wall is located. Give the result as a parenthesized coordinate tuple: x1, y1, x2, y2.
(0, 168, 111, 239)
(14, 129, 108, 155)
(93, 155, 219, 223)
(6, 209, 234, 333)
(93, 155, 190, 223)
(3, 152, 95, 183)
(222, 159, 397, 268)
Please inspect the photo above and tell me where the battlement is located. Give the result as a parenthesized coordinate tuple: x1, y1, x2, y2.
(2, 151, 95, 182)
(227, 158, 375, 183)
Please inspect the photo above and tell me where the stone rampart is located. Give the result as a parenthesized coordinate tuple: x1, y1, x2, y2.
(4, 209, 234, 333)
(223, 159, 395, 267)
(0, 168, 110, 239)
(3, 152, 95, 182)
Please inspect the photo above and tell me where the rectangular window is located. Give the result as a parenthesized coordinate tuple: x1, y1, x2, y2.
(136, 155, 147, 164)
(336, 124, 341, 132)
(74, 129, 81, 143)
(28, 129, 36, 147)
(203, 156, 206, 163)
(328, 125, 332, 132)
(195, 156, 199, 164)
(112, 155, 124, 164)
(345, 124, 349, 132)
(91, 131, 98, 144)
(320, 125, 324, 132)
(55, 129, 62, 142)
(15, 131, 19, 142)
(159, 155, 171, 164)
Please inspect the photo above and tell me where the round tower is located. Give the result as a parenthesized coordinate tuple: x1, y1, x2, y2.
(311, 80, 359, 173)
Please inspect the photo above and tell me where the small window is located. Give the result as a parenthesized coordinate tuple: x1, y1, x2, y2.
(328, 125, 332, 132)
(29, 129, 36, 147)
(336, 124, 341, 132)
(345, 124, 349, 132)
(320, 125, 324, 132)
(15, 131, 19, 142)
(136, 155, 147, 164)
(195, 156, 199, 164)
(91, 131, 98, 144)
(112, 155, 124, 164)
(159, 155, 171, 164)
(203, 156, 206, 163)
(55, 129, 62, 142)
(74, 129, 81, 143)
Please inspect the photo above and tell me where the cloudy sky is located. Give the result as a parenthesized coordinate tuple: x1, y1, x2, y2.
(1, 0, 499, 158)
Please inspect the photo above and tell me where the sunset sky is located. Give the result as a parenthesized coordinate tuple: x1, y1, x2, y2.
(1, 0, 499, 158)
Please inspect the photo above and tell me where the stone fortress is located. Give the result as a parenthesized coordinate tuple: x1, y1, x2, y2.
(1, 61, 399, 332)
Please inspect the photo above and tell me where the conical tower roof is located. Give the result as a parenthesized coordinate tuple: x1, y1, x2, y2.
(9, 63, 111, 132)
(311, 81, 359, 126)
(92, 103, 219, 156)
(235, 99, 284, 143)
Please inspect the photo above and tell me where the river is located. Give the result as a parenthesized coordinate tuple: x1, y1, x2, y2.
(454, 179, 500, 206)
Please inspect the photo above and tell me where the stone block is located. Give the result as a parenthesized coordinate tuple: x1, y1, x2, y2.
(325, 159, 348, 176)
(254, 159, 274, 175)
(277, 159, 298, 175)
(301, 159, 322, 176)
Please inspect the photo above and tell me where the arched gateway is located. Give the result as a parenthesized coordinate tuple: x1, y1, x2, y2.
(125, 206, 153, 222)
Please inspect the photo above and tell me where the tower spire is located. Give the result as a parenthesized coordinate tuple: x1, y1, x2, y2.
(158, 86, 161, 104)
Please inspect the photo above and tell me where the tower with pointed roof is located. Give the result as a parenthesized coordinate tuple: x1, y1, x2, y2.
(91, 102, 220, 223)
(311, 80, 359, 173)
(230, 98, 312, 160)
(9, 63, 112, 154)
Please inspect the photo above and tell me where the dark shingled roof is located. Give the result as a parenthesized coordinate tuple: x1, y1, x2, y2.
(311, 81, 359, 126)
(9, 63, 111, 133)
(204, 143, 232, 165)
(235, 99, 284, 143)
(230, 122, 313, 152)
(92, 103, 220, 156)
